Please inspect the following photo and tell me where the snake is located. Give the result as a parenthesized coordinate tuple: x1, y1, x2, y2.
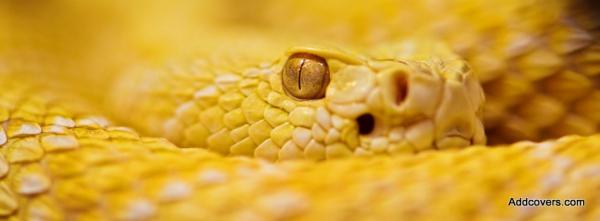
(0, 0, 599, 220)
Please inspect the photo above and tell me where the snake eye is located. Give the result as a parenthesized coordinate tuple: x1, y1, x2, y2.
(282, 53, 330, 99)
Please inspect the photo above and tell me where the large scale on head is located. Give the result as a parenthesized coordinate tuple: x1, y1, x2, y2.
(111, 41, 486, 161)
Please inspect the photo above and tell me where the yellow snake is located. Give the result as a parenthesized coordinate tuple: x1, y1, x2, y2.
(0, 0, 599, 220)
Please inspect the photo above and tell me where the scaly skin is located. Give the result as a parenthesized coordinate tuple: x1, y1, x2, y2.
(3, 0, 598, 144)
(222, 0, 600, 143)
(108, 41, 485, 159)
(0, 76, 599, 220)
(0, 0, 599, 220)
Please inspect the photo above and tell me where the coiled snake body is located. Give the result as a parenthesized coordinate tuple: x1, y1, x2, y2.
(0, 0, 599, 220)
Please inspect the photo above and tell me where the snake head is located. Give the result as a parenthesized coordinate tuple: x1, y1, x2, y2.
(110, 40, 485, 161)
(275, 42, 486, 158)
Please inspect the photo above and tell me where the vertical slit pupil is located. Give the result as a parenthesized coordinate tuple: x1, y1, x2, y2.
(356, 114, 375, 135)
(298, 59, 305, 90)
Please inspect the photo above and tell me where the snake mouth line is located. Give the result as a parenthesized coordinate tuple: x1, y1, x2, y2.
(437, 133, 474, 149)
(445, 125, 476, 143)
(354, 113, 475, 150)
(444, 131, 470, 140)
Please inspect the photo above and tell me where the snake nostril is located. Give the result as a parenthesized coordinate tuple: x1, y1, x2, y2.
(356, 113, 375, 135)
(394, 74, 408, 105)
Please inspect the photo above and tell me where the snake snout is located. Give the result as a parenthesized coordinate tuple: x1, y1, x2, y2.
(355, 71, 407, 136)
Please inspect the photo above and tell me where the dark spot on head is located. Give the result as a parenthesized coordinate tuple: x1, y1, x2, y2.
(356, 113, 375, 135)
(394, 74, 408, 105)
